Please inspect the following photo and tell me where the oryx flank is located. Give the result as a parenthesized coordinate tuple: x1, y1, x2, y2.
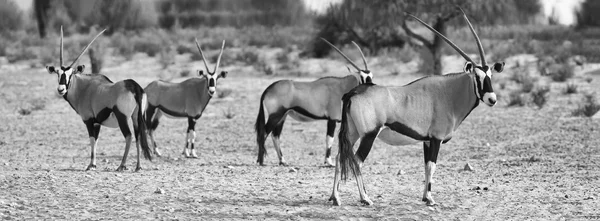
(145, 39, 227, 158)
(330, 8, 505, 206)
(255, 39, 373, 166)
(45, 27, 152, 172)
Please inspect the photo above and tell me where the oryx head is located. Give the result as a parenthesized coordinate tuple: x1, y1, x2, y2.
(407, 7, 505, 107)
(195, 39, 227, 97)
(321, 38, 373, 84)
(46, 26, 106, 96)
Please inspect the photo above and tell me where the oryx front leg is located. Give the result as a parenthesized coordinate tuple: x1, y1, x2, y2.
(115, 109, 132, 172)
(184, 117, 199, 158)
(84, 120, 101, 171)
(271, 121, 286, 166)
(324, 120, 336, 167)
(353, 131, 377, 206)
(422, 140, 441, 206)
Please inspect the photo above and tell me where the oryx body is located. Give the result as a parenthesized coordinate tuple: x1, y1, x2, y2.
(45, 28, 152, 172)
(255, 40, 373, 166)
(145, 40, 227, 158)
(330, 8, 505, 206)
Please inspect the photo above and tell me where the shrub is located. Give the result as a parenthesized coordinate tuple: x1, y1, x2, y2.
(180, 70, 191, 77)
(217, 88, 233, 99)
(133, 39, 161, 57)
(507, 91, 526, 107)
(531, 86, 550, 109)
(222, 107, 236, 119)
(159, 47, 175, 69)
(550, 64, 574, 82)
(176, 44, 194, 55)
(0, 0, 23, 32)
(572, 94, 600, 117)
(520, 76, 536, 93)
(565, 82, 578, 94)
(235, 50, 259, 65)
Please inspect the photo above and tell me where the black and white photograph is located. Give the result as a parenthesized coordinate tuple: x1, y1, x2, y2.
(0, 0, 598, 219)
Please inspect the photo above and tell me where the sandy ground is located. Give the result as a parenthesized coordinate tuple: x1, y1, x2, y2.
(1, 52, 600, 220)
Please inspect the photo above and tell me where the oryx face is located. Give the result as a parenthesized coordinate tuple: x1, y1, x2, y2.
(199, 70, 228, 97)
(465, 62, 504, 106)
(46, 65, 85, 96)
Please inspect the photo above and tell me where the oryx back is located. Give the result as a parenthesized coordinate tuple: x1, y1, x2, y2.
(146, 78, 211, 118)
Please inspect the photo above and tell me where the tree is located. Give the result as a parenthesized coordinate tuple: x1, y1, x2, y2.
(33, 0, 50, 38)
(313, 0, 541, 75)
(576, 0, 600, 28)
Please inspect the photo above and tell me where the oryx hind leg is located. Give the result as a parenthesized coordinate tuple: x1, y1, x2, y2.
(146, 105, 162, 157)
(330, 119, 359, 206)
(132, 112, 143, 172)
(422, 139, 441, 206)
(84, 120, 101, 171)
(271, 119, 286, 166)
(324, 120, 336, 167)
(353, 130, 378, 206)
(114, 108, 133, 172)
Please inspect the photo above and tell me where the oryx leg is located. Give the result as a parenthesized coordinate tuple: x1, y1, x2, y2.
(83, 120, 101, 171)
(186, 117, 198, 158)
(271, 119, 286, 166)
(115, 108, 133, 172)
(353, 130, 378, 206)
(422, 139, 441, 206)
(324, 120, 336, 167)
(329, 122, 359, 206)
(146, 105, 162, 157)
(132, 114, 143, 172)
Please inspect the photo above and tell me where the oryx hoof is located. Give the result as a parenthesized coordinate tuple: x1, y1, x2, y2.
(279, 162, 287, 166)
(329, 195, 341, 206)
(154, 149, 162, 157)
(85, 164, 96, 171)
(116, 165, 127, 172)
(423, 197, 436, 206)
(135, 166, 142, 172)
(189, 150, 199, 158)
(324, 160, 335, 167)
(360, 198, 373, 206)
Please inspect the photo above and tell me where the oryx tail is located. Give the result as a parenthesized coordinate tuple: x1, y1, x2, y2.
(255, 88, 269, 163)
(128, 79, 152, 160)
(338, 89, 361, 181)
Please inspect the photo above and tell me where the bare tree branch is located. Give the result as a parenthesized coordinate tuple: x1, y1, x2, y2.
(402, 18, 432, 48)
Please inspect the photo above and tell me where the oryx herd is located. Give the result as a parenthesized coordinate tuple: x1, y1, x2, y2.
(44, 8, 504, 206)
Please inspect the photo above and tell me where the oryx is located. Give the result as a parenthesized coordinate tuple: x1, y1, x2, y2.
(145, 39, 227, 158)
(45, 27, 153, 172)
(255, 39, 373, 166)
(330, 8, 505, 206)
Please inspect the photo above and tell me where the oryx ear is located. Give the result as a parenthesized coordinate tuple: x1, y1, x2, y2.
(75, 65, 85, 74)
(464, 62, 474, 73)
(219, 71, 228, 79)
(493, 62, 505, 73)
(198, 70, 205, 76)
(46, 66, 56, 74)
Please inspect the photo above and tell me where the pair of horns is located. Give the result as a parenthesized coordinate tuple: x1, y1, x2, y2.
(195, 39, 225, 74)
(59, 26, 106, 68)
(406, 6, 487, 66)
(321, 38, 369, 72)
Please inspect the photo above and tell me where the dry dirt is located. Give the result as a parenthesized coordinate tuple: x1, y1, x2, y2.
(1, 53, 600, 220)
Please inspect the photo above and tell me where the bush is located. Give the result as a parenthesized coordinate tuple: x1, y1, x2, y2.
(86, 0, 157, 34)
(520, 76, 536, 93)
(235, 50, 259, 65)
(217, 88, 233, 99)
(158, 47, 175, 69)
(0, 0, 23, 32)
(572, 94, 600, 117)
(507, 91, 526, 107)
(133, 40, 162, 57)
(565, 82, 578, 94)
(550, 65, 574, 82)
(531, 86, 550, 109)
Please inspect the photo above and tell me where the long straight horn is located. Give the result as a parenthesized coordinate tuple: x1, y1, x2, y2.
(68, 29, 106, 68)
(60, 26, 64, 67)
(457, 6, 486, 66)
(406, 13, 476, 65)
(195, 38, 211, 73)
(321, 38, 362, 72)
(351, 41, 368, 71)
(213, 40, 225, 74)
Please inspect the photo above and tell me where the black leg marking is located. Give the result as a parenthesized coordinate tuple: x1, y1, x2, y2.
(423, 142, 430, 164)
(271, 120, 285, 138)
(187, 117, 196, 132)
(428, 183, 432, 191)
(429, 139, 441, 163)
(265, 110, 286, 136)
(146, 105, 158, 130)
(355, 130, 378, 163)
(326, 120, 336, 137)
(113, 107, 131, 138)
(325, 148, 332, 159)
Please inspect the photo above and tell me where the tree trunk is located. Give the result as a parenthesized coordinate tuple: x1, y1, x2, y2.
(429, 16, 447, 75)
(34, 0, 50, 39)
(89, 48, 102, 74)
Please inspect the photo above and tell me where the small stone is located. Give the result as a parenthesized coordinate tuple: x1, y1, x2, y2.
(102, 159, 109, 163)
(564, 194, 569, 198)
(485, 143, 490, 147)
(584, 196, 595, 200)
(3, 162, 8, 166)
(289, 168, 297, 173)
(397, 169, 405, 175)
(472, 186, 481, 191)
(308, 152, 314, 156)
(154, 188, 165, 194)
(464, 163, 474, 171)
(224, 165, 234, 169)
(483, 187, 488, 191)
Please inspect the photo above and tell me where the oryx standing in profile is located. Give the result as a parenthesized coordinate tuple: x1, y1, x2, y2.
(45, 27, 152, 172)
(255, 39, 373, 166)
(330, 8, 505, 206)
(145, 39, 228, 158)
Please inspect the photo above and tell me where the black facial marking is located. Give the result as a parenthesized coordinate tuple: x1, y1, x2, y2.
(384, 122, 428, 141)
(355, 130, 378, 163)
(208, 78, 215, 87)
(59, 73, 67, 85)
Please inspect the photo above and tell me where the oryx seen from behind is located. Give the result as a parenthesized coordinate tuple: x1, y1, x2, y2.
(45, 27, 152, 172)
(255, 39, 373, 166)
(145, 39, 228, 158)
(330, 8, 505, 206)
